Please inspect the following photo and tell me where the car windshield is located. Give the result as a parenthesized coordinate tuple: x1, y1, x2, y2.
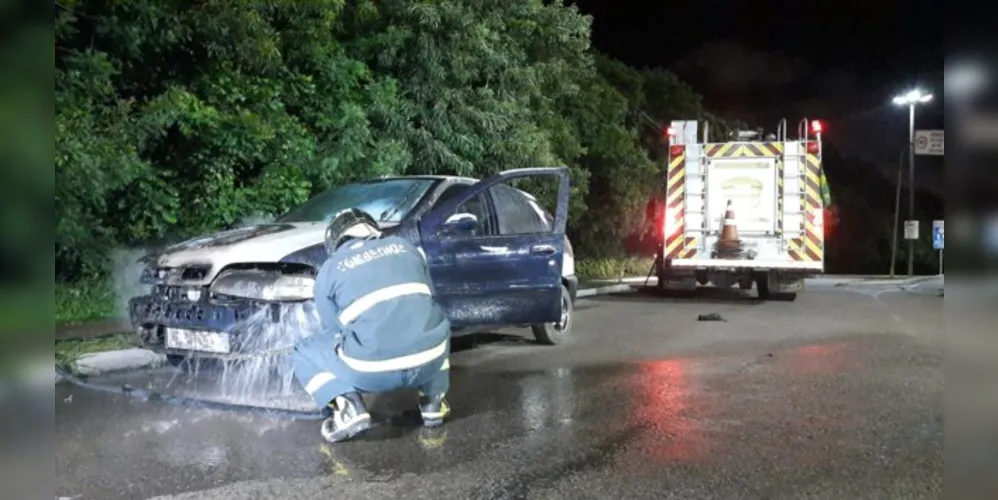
(275, 179, 436, 224)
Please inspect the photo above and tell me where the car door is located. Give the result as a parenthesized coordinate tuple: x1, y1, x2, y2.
(418, 168, 570, 328)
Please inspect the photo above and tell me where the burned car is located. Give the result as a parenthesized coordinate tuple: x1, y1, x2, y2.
(129, 167, 577, 366)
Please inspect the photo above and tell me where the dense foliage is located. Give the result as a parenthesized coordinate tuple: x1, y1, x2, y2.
(56, 0, 942, 285)
(56, 0, 712, 280)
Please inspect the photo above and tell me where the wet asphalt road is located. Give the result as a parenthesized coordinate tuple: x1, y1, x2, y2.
(56, 279, 944, 499)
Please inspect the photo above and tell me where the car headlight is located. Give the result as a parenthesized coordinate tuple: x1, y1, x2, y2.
(210, 270, 315, 302)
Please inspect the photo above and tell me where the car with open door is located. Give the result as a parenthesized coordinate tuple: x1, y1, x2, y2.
(128, 167, 576, 365)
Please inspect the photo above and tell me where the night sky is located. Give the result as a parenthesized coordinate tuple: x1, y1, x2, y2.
(572, 0, 944, 188)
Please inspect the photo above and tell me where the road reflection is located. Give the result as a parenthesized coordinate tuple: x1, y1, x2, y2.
(780, 342, 856, 375)
(629, 359, 708, 463)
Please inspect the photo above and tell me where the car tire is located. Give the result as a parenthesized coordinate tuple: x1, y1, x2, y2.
(531, 284, 573, 345)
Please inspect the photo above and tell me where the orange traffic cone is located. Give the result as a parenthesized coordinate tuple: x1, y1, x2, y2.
(715, 200, 743, 259)
(720, 200, 739, 241)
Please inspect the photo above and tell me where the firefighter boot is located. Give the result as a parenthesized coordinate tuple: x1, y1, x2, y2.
(419, 392, 451, 428)
(320, 392, 372, 443)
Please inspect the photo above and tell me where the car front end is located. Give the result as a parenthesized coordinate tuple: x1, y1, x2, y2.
(129, 261, 321, 362)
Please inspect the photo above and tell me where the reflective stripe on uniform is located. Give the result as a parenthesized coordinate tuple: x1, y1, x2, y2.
(338, 337, 448, 373)
(338, 282, 432, 325)
(304, 372, 337, 395)
(439, 358, 449, 371)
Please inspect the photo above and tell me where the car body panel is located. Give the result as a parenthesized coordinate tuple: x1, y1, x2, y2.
(129, 168, 574, 354)
(418, 167, 570, 327)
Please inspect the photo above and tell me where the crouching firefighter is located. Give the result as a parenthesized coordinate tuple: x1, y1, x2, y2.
(292, 208, 452, 443)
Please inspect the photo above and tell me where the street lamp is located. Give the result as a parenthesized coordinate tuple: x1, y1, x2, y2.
(892, 89, 933, 277)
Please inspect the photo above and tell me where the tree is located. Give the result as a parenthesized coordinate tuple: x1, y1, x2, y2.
(56, 0, 406, 276)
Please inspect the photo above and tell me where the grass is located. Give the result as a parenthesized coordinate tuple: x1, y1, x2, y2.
(55, 332, 137, 371)
(56, 277, 118, 325)
(576, 256, 655, 283)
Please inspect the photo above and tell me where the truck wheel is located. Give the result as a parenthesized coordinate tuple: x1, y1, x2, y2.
(532, 285, 573, 345)
(756, 274, 772, 300)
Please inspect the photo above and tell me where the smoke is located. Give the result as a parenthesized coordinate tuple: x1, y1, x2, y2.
(106, 248, 153, 319)
(101, 213, 275, 318)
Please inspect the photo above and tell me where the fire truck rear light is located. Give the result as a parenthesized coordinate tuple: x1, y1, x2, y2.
(811, 208, 824, 227)
(666, 127, 675, 136)
(811, 120, 822, 133)
(806, 141, 819, 154)
(669, 145, 685, 156)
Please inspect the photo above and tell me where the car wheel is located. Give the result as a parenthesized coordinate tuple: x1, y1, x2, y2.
(531, 285, 573, 345)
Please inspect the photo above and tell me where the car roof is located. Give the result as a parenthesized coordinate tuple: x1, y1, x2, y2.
(374, 174, 479, 183)
(373, 174, 545, 209)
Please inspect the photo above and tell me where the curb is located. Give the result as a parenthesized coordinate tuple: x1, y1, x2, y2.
(575, 283, 635, 298)
(56, 348, 167, 385)
(56, 283, 636, 383)
(836, 275, 940, 287)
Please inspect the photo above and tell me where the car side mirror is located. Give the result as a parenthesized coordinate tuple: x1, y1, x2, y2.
(439, 213, 478, 236)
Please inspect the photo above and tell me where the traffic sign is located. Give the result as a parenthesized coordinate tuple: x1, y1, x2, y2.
(914, 130, 944, 156)
(932, 220, 944, 250)
(904, 220, 919, 240)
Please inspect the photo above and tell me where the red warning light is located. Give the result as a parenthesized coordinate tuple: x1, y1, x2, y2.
(669, 145, 685, 157)
(805, 141, 820, 154)
(811, 120, 822, 133)
(666, 127, 676, 136)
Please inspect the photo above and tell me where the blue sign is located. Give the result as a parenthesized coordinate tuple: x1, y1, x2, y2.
(932, 220, 944, 250)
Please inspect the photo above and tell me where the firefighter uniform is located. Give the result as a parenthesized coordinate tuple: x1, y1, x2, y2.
(292, 210, 451, 443)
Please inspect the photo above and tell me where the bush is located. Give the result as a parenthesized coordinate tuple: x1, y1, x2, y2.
(55, 277, 117, 325)
(576, 256, 654, 280)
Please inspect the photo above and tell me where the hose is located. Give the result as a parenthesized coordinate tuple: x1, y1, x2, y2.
(55, 364, 329, 421)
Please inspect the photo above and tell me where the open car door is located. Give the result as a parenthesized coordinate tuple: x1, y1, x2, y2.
(418, 167, 570, 329)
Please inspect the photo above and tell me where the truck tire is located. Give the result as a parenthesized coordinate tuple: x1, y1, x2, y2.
(756, 274, 771, 299)
(755, 276, 798, 301)
(531, 285, 573, 345)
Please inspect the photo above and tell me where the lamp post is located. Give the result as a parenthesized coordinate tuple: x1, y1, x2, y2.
(892, 89, 933, 277)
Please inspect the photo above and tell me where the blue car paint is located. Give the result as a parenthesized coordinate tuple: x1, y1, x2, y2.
(129, 167, 572, 351)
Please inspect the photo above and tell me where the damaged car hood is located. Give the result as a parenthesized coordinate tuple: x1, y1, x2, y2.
(152, 222, 327, 284)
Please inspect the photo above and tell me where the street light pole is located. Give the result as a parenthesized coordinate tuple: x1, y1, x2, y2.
(907, 102, 915, 277)
(892, 89, 932, 277)
(889, 145, 907, 278)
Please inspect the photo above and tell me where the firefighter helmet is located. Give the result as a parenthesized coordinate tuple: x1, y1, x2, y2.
(324, 208, 381, 255)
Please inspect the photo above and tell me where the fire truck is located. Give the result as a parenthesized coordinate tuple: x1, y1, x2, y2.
(648, 118, 829, 301)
